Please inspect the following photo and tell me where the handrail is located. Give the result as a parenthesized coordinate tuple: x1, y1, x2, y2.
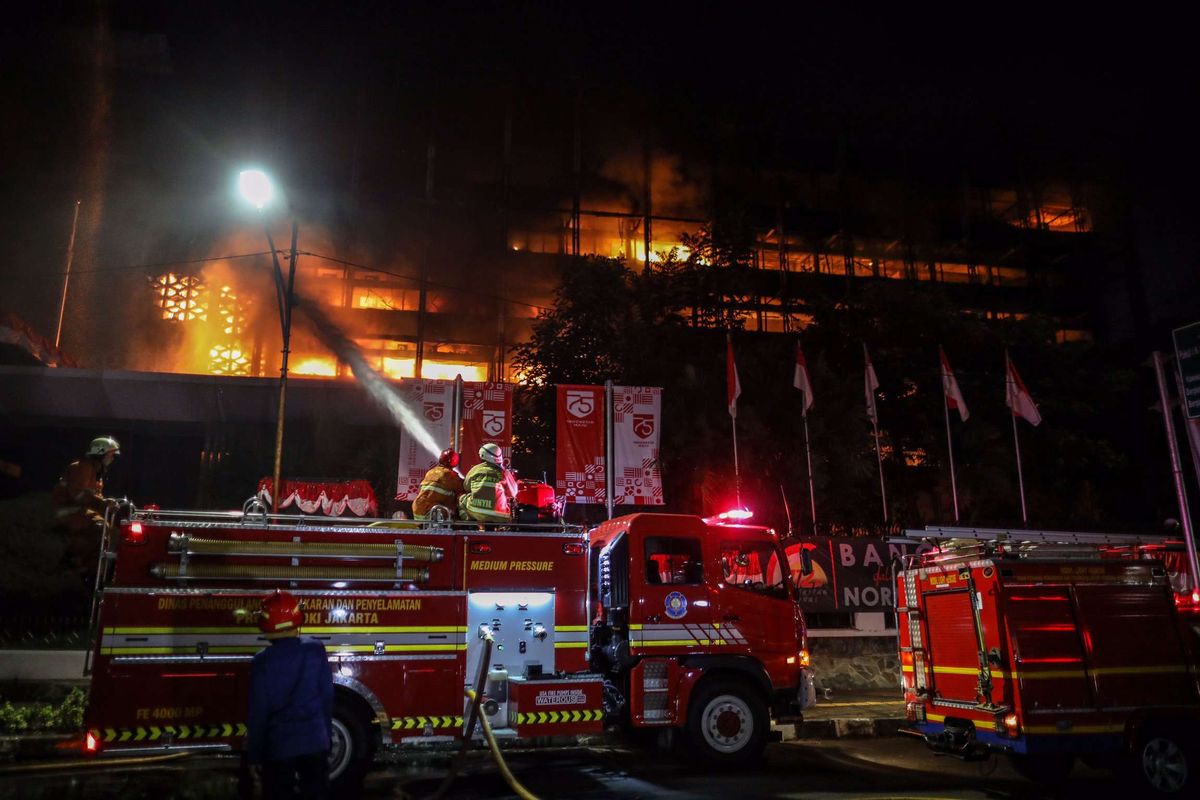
(134, 506, 584, 534)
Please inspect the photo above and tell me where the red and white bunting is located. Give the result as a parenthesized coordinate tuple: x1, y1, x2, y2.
(1005, 354, 1042, 427)
(794, 341, 814, 413)
(726, 334, 741, 419)
(555, 385, 606, 505)
(939, 346, 970, 422)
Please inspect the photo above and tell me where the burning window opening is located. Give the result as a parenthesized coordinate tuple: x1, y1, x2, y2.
(152, 273, 207, 321)
(217, 285, 247, 336)
(209, 344, 250, 376)
(293, 357, 338, 377)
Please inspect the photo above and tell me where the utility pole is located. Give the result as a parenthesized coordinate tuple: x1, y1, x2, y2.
(54, 200, 81, 349)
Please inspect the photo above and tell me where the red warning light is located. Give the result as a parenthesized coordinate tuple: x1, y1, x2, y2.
(123, 521, 146, 545)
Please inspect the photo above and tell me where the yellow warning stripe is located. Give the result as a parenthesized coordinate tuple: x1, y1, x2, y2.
(927, 665, 1187, 681)
(1091, 665, 1189, 677)
(636, 640, 712, 647)
(104, 643, 468, 656)
(105, 625, 467, 635)
(554, 642, 589, 649)
(512, 709, 603, 724)
(391, 715, 463, 731)
(557, 626, 589, 632)
(102, 646, 263, 655)
(1025, 723, 1127, 735)
(90, 723, 247, 743)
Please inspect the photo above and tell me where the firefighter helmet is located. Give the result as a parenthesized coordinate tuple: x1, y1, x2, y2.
(87, 436, 121, 458)
(479, 442, 503, 467)
(438, 448, 459, 469)
(257, 590, 302, 638)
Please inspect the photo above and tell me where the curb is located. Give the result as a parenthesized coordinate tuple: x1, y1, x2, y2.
(775, 717, 906, 741)
(0, 733, 80, 762)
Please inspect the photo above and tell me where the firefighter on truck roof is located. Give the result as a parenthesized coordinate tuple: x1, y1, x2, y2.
(459, 442, 518, 523)
(52, 436, 119, 583)
(246, 590, 333, 800)
(413, 448, 465, 520)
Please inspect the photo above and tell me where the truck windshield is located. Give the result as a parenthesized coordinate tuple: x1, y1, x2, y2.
(719, 540, 791, 599)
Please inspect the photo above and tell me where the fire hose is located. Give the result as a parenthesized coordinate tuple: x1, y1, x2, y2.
(0, 751, 192, 775)
(414, 630, 541, 800)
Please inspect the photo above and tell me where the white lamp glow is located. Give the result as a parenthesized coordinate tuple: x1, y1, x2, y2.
(238, 169, 274, 210)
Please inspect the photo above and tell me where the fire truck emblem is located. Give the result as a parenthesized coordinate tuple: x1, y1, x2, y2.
(632, 414, 654, 439)
(664, 591, 687, 620)
(482, 410, 507, 436)
(565, 390, 595, 419)
(423, 402, 444, 422)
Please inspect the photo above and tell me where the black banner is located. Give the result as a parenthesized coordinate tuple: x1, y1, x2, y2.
(783, 537, 935, 613)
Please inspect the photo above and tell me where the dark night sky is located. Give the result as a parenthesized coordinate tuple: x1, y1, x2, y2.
(1, 2, 1197, 351)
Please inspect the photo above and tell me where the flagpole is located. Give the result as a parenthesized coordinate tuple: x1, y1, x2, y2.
(604, 379, 614, 521)
(943, 381, 960, 523)
(1007, 353, 1029, 525)
(732, 413, 741, 507)
(872, 412, 888, 522)
(864, 343, 887, 522)
(802, 408, 816, 528)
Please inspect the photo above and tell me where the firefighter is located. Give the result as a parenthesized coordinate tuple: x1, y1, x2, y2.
(51, 436, 120, 583)
(246, 590, 333, 800)
(412, 448, 465, 520)
(459, 443, 518, 523)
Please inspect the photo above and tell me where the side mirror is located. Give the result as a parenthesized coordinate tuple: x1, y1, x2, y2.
(800, 548, 814, 577)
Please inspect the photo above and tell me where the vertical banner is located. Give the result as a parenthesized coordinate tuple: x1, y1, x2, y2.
(613, 385, 664, 506)
(461, 382, 514, 472)
(395, 379, 455, 500)
(555, 384, 606, 504)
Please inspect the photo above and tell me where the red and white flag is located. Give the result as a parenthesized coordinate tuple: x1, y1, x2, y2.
(863, 344, 880, 424)
(794, 341, 814, 413)
(1005, 353, 1042, 426)
(726, 334, 741, 419)
(939, 346, 969, 422)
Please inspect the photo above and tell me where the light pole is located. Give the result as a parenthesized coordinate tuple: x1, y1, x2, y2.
(238, 169, 299, 514)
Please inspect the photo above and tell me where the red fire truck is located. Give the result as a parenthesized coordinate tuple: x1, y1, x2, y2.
(896, 526, 1200, 794)
(83, 506, 814, 784)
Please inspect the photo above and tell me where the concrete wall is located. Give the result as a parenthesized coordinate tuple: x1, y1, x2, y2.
(809, 635, 900, 691)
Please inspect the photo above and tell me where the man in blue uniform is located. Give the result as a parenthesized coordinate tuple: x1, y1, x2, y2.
(247, 590, 333, 799)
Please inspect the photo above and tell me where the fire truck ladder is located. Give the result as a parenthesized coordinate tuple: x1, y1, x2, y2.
(897, 562, 929, 697)
(155, 533, 444, 584)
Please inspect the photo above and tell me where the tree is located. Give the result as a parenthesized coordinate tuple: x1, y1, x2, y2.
(513, 256, 1149, 532)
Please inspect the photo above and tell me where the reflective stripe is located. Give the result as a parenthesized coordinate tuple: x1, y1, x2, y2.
(419, 484, 457, 498)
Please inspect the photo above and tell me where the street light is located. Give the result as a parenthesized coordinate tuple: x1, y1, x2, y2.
(238, 169, 274, 210)
(238, 168, 299, 514)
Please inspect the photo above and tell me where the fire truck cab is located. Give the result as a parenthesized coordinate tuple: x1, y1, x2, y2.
(82, 506, 813, 786)
(896, 527, 1200, 794)
(588, 514, 815, 763)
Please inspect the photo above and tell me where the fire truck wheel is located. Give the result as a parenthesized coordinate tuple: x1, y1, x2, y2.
(329, 695, 376, 792)
(686, 679, 767, 768)
(1007, 754, 1074, 785)
(1129, 726, 1193, 795)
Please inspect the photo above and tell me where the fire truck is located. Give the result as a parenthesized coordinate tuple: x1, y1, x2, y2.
(896, 526, 1200, 794)
(83, 505, 815, 785)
